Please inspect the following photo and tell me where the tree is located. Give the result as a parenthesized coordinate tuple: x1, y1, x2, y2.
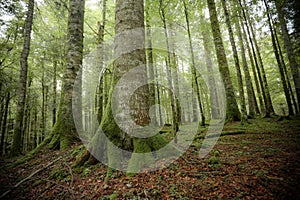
(48, 0, 85, 150)
(183, 0, 205, 127)
(10, 0, 34, 157)
(221, 0, 247, 123)
(275, 0, 300, 113)
(206, 0, 241, 122)
(263, 0, 294, 115)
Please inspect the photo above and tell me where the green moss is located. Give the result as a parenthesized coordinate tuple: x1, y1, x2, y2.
(209, 156, 219, 164)
(109, 192, 118, 200)
(214, 150, 220, 157)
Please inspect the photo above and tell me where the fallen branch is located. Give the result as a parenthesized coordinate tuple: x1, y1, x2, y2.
(0, 156, 62, 199)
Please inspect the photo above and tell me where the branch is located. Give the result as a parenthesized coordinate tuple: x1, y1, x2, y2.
(0, 156, 62, 199)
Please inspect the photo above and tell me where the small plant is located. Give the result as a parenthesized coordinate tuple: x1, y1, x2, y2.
(209, 156, 219, 164)
(214, 150, 220, 157)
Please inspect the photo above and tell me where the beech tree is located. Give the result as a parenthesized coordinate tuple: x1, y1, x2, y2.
(10, 0, 34, 157)
(207, 0, 241, 122)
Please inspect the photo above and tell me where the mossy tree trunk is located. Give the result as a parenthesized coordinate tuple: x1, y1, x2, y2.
(234, 6, 259, 118)
(0, 92, 10, 156)
(221, 0, 247, 123)
(10, 0, 34, 157)
(275, 0, 300, 114)
(207, 0, 241, 122)
(48, 0, 85, 150)
(239, 10, 263, 115)
(240, 0, 274, 117)
(263, 0, 294, 115)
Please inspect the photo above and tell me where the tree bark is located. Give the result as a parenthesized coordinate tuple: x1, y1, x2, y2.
(49, 0, 85, 150)
(234, 7, 259, 117)
(242, 0, 275, 116)
(222, 0, 247, 123)
(10, 0, 34, 157)
(207, 0, 241, 122)
(183, 0, 205, 126)
(0, 92, 10, 156)
(275, 0, 300, 114)
(263, 0, 293, 115)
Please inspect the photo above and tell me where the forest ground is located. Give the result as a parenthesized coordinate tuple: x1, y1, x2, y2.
(0, 117, 300, 199)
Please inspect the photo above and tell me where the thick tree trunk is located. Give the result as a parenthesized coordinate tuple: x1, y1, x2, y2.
(49, 0, 85, 150)
(207, 0, 241, 122)
(275, 0, 300, 114)
(10, 0, 34, 157)
(222, 0, 247, 123)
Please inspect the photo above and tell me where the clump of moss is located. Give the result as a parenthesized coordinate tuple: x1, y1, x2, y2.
(209, 156, 219, 165)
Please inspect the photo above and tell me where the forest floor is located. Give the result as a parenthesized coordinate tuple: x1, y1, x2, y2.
(0, 116, 300, 199)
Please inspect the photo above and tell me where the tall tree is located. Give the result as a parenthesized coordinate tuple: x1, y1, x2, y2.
(234, 5, 259, 117)
(183, 0, 205, 127)
(48, 0, 85, 150)
(263, 0, 294, 115)
(207, 0, 241, 122)
(275, 0, 300, 113)
(10, 0, 34, 157)
(221, 0, 247, 123)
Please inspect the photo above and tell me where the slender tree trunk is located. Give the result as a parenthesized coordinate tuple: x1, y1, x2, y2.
(275, 0, 300, 114)
(242, 0, 274, 116)
(239, 12, 263, 114)
(96, 0, 107, 122)
(10, 0, 34, 157)
(159, 0, 179, 132)
(49, 0, 85, 150)
(275, 30, 299, 113)
(222, 0, 247, 123)
(207, 0, 240, 122)
(52, 60, 57, 126)
(235, 9, 259, 117)
(0, 92, 10, 156)
(145, 7, 156, 112)
(263, 0, 293, 115)
(199, 15, 220, 119)
(183, 0, 205, 126)
(239, 0, 269, 117)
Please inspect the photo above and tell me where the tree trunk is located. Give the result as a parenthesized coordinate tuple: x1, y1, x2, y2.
(49, 0, 85, 150)
(159, 0, 179, 132)
(199, 15, 220, 119)
(10, 0, 34, 157)
(275, 0, 300, 114)
(242, 0, 274, 117)
(0, 92, 10, 156)
(183, 0, 205, 126)
(239, 11, 263, 115)
(96, 0, 107, 122)
(52, 60, 57, 126)
(207, 0, 241, 122)
(222, 0, 247, 123)
(263, 0, 293, 115)
(234, 7, 259, 117)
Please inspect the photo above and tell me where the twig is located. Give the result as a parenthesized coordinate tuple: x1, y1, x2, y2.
(0, 156, 62, 199)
